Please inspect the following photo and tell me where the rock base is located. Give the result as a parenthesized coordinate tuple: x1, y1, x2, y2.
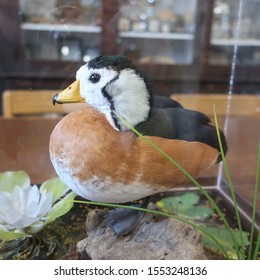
(77, 208, 208, 260)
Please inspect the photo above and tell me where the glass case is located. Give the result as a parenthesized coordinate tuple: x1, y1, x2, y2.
(19, 0, 102, 62)
(0, 0, 259, 260)
(209, 0, 260, 65)
(117, 0, 197, 65)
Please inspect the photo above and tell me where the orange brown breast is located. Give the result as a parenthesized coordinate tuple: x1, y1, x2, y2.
(49, 107, 219, 203)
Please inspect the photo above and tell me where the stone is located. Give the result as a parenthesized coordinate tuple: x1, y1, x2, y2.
(77, 208, 208, 260)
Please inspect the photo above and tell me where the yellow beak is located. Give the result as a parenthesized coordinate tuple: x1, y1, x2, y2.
(53, 80, 85, 105)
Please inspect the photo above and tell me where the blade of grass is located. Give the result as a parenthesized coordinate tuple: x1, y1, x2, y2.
(114, 110, 239, 259)
(213, 106, 243, 259)
(73, 199, 229, 259)
(250, 140, 260, 259)
(253, 231, 260, 260)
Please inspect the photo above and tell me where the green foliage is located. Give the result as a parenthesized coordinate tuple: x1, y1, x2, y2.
(248, 141, 260, 260)
(46, 192, 76, 225)
(0, 225, 31, 241)
(156, 192, 252, 259)
(202, 226, 249, 259)
(0, 171, 30, 192)
(40, 177, 71, 204)
(156, 192, 214, 220)
(213, 107, 245, 259)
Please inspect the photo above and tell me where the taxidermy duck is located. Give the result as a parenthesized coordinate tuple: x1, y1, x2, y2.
(50, 55, 227, 236)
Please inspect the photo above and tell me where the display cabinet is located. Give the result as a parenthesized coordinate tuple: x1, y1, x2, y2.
(116, 0, 197, 65)
(201, 0, 260, 92)
(19, 0, 102, 62)
(18, 0, 200, 66)
(0, 0, 260, 95)
(210, 0, 260, 66)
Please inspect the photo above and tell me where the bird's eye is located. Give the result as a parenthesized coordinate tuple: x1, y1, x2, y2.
(89, 73, 101, 83)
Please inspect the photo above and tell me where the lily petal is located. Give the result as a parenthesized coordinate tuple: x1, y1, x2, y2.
(11, 186, 25, 213)
(1, 207, 23, 226)
(37, 192, 53, 217)
(0, 192, 11, 214)
(26, 185, 40, 203)
(0, 195, 12, 224)
(25, 201, 40, 218)
(27, 220, 45, 234)
(24, 185, 40, 217)
(13, 216, 38, 229)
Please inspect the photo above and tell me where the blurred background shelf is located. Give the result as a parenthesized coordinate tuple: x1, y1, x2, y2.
(1, 0, 260, 95)
(119, 31, 194, 40)
(21, 23, 102, 33)
(211, 38, 260, 46)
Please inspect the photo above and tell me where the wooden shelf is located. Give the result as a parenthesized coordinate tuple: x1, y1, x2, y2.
(119, 31, 194, 40)
(211, 38, 260, 47)
(21, 23, 102, 34)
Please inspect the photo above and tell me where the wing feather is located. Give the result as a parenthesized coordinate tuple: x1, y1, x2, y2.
(135, 107, 227, 162)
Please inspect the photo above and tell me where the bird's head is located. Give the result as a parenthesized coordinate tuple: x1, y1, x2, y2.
(53, 55, 151, 131)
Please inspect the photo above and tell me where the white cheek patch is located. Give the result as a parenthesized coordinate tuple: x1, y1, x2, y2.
(76, 65, 119, 110)
(107, 69, 150, 130)
(81, 83, 107, 108)
(75, 65, 150, 131)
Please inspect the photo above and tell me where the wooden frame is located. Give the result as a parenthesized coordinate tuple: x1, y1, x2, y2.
(2, 90, 86, 118)
(170, 94, 260, 117)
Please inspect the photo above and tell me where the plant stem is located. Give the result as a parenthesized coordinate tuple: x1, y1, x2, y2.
(250, 140, 260, 259)
(213, 107, 243, 259)
(253, 231, 260, 260)
(114, 110, 237, 259)
(73, 199, 229, 259)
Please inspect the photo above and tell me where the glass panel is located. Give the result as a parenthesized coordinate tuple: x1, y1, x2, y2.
(0, 0, 259, 260)
(19, 0, 102, 62)
(117, 0, 197, 65)
(210, 0, 260, 65)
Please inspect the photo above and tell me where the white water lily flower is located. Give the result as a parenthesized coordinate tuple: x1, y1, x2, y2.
(0, 171, 76, 241)
(0, 185, 52, 230)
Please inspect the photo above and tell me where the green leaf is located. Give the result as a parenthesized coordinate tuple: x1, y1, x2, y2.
(156, 192, 214, 220)
(0, 171, 30, 192)
(202, 226, 249, 259)
(45, 191, 76, 224)
(0, 225, 31, 241)
(40, 177, 69, 203)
